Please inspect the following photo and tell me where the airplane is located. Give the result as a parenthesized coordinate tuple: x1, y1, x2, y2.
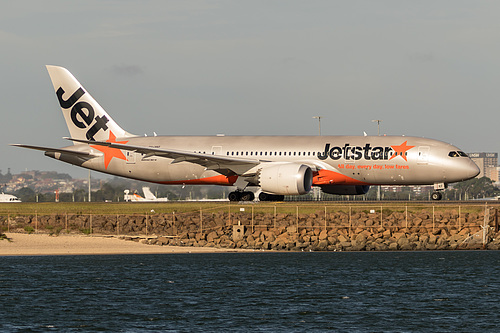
(0, 193, 21, 203)
(124, 187, 168, 202)
(13, 66, 480, 202)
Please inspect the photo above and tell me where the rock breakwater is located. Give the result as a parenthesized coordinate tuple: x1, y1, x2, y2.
(2, 206, 499, 251)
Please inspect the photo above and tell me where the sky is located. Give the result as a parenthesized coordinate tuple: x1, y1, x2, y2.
(1, 0, 500, 179)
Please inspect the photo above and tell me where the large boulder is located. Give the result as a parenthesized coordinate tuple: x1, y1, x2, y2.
(206, 231, 218, 243)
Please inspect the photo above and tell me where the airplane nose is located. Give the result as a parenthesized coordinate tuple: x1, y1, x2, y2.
(443, 156, 480, 183)
(466, 159, 480, 179)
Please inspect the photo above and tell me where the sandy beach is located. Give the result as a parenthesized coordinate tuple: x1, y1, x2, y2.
(0, 233, 248, 256)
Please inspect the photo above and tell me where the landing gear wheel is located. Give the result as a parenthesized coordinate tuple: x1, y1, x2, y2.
(240, 191, 255, 201)
(273, 195, 285, 201)
(259, 192, 285, 202)
(228, 191, 241, 202)
(431, 192, 443, 201)
(259, 192, 270, 201)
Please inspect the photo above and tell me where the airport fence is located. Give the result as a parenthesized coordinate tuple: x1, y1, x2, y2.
(0, 203, 498, 237)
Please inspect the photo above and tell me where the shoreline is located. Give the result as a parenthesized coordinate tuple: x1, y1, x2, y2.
(1, 232, 497, 256)
(0, 233, 251, 256)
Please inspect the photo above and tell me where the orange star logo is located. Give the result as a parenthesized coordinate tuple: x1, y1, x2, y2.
(389, 141, 415, 161)
(91, 131, 129, 169)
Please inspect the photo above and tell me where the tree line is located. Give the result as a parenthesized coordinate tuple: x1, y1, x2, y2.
(10, 176, 500, 202)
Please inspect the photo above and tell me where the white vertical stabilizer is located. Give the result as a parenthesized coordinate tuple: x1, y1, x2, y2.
(143, 187, 168, 201)
(142, 187, 157, 200)
(46, 65, 134, 143)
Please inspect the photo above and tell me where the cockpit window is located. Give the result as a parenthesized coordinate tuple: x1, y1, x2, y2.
(448, 151, 468, 158)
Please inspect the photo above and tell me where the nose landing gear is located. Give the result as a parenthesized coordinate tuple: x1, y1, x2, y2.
(431, 182, 446, 201)
(431, 192, 443, 201)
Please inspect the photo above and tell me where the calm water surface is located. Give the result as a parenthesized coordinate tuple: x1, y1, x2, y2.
(1, 251, 499, 332)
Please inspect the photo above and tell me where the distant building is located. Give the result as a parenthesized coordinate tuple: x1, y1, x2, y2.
(468, 152, 498, 181)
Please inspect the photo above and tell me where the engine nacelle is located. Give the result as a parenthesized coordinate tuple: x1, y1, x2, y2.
(259, 163, 313, 195)
(320, 185, 370, 195)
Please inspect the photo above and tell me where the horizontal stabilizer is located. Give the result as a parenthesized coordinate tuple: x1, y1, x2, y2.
(11, 144, 96, 157)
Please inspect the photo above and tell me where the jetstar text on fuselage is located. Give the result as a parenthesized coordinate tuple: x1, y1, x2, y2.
(318, 143, 413, 161)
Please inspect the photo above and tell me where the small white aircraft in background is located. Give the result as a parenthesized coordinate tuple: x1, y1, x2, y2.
(0, 193, 21, 203)
(124, 187, 168, 202)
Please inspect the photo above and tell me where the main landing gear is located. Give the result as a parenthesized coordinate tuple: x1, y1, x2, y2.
(258, 192, 284, 202)
(431, 192, 443, 201)
(228, 191, 255, 202)
(227, 191, 285, 202)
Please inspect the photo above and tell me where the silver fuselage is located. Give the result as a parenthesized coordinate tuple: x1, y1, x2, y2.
(52, 135, 479, 187)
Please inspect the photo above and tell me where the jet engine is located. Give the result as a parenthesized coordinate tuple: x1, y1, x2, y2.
(259, 163, 313, 195)
(320, 185, 370, 195)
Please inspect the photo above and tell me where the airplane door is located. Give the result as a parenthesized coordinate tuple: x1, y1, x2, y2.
(417, 146, 429, 165)
(126, 151, 136, 164)
(211, 146, 222, 155)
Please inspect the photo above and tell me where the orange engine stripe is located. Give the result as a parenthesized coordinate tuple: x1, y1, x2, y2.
(313, 169, 370, 185)
(159, 170, 369, 187)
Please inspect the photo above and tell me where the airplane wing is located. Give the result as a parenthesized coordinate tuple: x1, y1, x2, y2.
(66, 138, 265, 176)
(11, 144, 98, 157)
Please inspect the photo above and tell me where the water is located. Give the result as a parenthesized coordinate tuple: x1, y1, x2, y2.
(1, 252, 499, 332)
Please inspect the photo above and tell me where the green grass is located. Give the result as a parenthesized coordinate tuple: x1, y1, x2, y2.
(24, 226, 34, 234)
(0, 201, 491, 216)
(0, 202, 229, 215)
(80, 228, 92, 235)
(0, 233, 11, 242)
